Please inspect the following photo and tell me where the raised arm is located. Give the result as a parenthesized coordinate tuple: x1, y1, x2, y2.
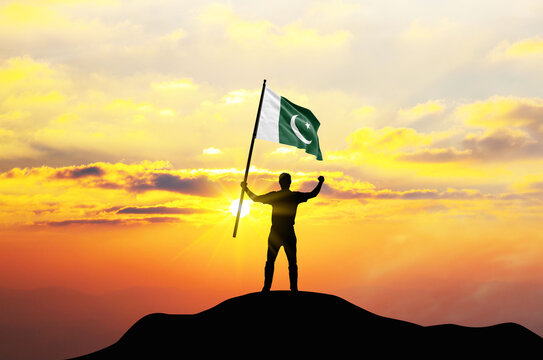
(306, 176, 325, 199)
(241, 181, 263, 202)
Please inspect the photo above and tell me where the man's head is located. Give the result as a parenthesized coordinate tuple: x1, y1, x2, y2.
(279, 172, 291, 190)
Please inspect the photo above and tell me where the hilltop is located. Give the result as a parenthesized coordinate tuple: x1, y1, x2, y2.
(71, 291, 543, 358)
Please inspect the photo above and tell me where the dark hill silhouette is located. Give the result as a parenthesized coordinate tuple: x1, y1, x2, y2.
(70, 291, 542, 359)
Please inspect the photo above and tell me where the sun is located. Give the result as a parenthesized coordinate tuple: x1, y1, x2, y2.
(229, 199, 251, 218)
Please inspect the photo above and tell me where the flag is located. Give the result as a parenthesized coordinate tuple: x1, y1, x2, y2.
(256, 87, 323, 160)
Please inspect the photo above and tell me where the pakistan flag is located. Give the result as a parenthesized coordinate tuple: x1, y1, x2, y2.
(256, 87, 323, 160)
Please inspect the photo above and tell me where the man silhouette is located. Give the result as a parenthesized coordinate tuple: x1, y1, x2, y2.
(241, 173, 324, 292)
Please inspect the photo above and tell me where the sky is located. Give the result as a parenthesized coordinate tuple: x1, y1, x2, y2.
(1, 0, 543, 357)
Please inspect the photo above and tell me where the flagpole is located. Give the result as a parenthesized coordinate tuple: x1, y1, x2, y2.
(233, 79, 267, 237)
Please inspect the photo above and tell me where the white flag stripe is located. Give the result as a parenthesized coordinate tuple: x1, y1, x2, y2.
(256, 87, 281, 143)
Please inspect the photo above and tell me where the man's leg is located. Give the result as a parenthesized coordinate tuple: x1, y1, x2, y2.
(263, 229, 281, 292)
(284, 229, 298, 291)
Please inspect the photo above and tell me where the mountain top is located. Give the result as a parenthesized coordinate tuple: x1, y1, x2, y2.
(71, 291, 543, 359)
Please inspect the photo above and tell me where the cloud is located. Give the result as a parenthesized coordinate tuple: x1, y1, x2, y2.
(300, 178, 484, 201)
(0, 57, 69, 97)
(528, 182, 543, 191)
(388, 97, 543, 164)
(398, 130, 539, 164)
(346, 127, 434, 152)
(315, 183, 369, 199)
(456, 96, 543, 130)
(117, 206, 205, 215)
(198, 3, 352, 55)
(1, 161, 542, 229)
(462, 128, 538, 160)
(159, 28, 187, 43)
(511, 174, 543, 193)
(202, 147, 222, 155)
(0, 2, 139, 63)
(1, 161, 231, 197)
(0, 161, 227, 227)
(54, 165, 104, 178)
(221, 89, 259, 105)
(40, 217, 180, 227)
(363, 188, 484, 200)
(270, 147, 297, 156)
(397, 100, 445, 124)
(1, 160, 498, 206)
(398, 147, 472, 163)
(327, 126, 457, 171)
(0, 56, 240, 170)
(489, 36, 543, 61)
(127, 173, 220, 196)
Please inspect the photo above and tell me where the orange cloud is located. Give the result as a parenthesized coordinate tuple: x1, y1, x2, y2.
(2, 161, 542, 230)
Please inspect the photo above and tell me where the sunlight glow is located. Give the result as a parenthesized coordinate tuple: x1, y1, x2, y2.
(229, 199, 251, 218)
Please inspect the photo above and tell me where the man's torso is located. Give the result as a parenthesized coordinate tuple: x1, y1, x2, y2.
(260, 190, 309, 227)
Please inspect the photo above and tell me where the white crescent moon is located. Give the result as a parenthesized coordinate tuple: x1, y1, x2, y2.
(290, 115, 312, 144)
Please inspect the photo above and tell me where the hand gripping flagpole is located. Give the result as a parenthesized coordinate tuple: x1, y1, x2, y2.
(233, 79, 267, 237)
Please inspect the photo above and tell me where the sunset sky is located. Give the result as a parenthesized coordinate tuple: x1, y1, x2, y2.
(1, 0, 543, 357)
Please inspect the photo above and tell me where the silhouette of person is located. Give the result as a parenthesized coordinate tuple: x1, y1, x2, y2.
(241, 173, 324, 292)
